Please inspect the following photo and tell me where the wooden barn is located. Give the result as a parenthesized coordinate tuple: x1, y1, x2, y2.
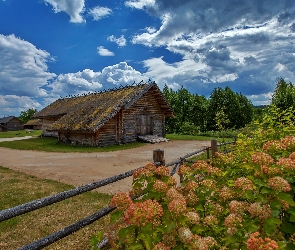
(0, 116, 23, 131)
(23, 119, 42, 130)
(34, 82, 174, 146)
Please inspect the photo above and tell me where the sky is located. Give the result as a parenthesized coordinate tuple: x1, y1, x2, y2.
(0, 0, 295, 117)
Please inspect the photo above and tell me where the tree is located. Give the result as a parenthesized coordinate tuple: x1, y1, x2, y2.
(19, 108, 37, 124)
(163, 85, 208, 133)
(271, 78, 295, 110)
(206, 86, 253, 131)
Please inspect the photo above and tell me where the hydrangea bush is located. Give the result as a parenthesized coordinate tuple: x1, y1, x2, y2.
(92, 106, 295, 249)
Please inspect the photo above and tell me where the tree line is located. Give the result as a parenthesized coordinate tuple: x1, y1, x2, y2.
(163, 78, 295, 134)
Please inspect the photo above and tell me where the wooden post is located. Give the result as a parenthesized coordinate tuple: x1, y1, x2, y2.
(153, 149, 165, 166)
(211, 139, 218, 158)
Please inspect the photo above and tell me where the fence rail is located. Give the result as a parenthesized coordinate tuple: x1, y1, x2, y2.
(0, 139, 235, 249)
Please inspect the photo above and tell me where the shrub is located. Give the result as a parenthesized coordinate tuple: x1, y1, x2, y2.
(91, 105, 295, 250)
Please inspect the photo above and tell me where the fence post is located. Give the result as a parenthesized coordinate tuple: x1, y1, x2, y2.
(153, 149, 165, 166)
(211, 139, 218, 158)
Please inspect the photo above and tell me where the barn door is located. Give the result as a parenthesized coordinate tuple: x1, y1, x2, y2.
(136, 115, 153, 135)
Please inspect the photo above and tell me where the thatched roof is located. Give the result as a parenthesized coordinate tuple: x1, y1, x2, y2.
(0, 116, 21, 124)
(34, 82, 174, 132)
(24, 119, 42, 126)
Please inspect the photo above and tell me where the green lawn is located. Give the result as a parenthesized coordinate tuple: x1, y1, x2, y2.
(0, 133, 233, 153)
(0, 136, 145, 152)
(166, 133, 233, 142)
(0, 129, 42, 138)
(0, 166, 111, 250)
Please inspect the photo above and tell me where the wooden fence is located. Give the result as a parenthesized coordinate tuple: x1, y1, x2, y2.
(0, 139, 235, 249)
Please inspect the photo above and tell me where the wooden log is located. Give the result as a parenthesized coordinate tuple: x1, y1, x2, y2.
(153, 149, 165, 166)
(211, 139, 218, 158)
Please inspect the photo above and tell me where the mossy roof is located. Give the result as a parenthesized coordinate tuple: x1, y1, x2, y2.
(34, 83, 174, 132)
(24, 119, 42, 126)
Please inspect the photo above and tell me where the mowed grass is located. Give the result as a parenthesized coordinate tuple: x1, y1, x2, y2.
(0, 137, 146, 152)
(166, 133, 233, 142)
(0, 134, 222, 153)
(0, 166, 112, 250)
(0, 129, 42, 138)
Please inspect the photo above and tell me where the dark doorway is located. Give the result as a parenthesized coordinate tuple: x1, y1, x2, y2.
(136, 115, 153, 135)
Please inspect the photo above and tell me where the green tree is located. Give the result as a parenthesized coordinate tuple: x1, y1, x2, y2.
(271, 78, 295, 110)
(163, 85, 208, 133)
(206, 86, 253, 131)
(19, 108, 37, 124)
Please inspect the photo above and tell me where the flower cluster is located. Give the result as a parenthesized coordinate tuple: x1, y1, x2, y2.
(155, 166, 170, 176)
(251, 152, 274, 165)
(168, 198, 187, 215)
(248, 202, 272, 220)
(246, 232, 279, 250)
(276, 157, 295, 170)
(224, 213, 243, 228)
(261, 165, 282, 176)
(133, 168, 153, 180)
(124, 199, 163, 227)
(234, 177, 255, 191)
(268, 176, 291, 192)
(262, 140, 282, 152)
(110, 192, 132, 210)
(229, 200, 248, 215)
(280, 135, 295, 150)
(153, 180, 169, 193)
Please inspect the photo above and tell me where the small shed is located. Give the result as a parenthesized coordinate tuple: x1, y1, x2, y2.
(34, 82, 174, 146)
(23, 119, 42, 130)
(0, 116, 23, 131)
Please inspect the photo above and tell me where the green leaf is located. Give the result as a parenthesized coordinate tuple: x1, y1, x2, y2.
(276, 193, 295, 206)
(138, 233, 153, 250)
(281, 222, 295, 234)
(264, 217, 281, 234)
(290, 215, 295, 222)
(159, 220, 176, 234)
(118, 225, 135, 244)
(260, 187, 271, 194)
(110, 209, 123, 223)
(128, 242, 145, 250)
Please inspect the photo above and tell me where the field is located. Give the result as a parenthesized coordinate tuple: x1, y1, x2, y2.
(0, 129, 42, 138)
(0, 166, 111, 249)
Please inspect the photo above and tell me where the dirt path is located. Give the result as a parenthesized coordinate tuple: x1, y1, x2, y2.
(0, 140, 210, 194)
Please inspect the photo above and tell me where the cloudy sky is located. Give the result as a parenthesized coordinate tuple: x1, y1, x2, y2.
(0, 0, 295, 117)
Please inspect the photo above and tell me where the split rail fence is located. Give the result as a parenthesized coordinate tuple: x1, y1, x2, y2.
(0, 139, 235, 250)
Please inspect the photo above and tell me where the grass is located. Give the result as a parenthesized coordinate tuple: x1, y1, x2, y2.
(166, 133, 233, 142)
(0, 166, 112, 250)
(0, 137, 146, 153)
(0, 129, 42, 138)
(0, 133, 222, 153)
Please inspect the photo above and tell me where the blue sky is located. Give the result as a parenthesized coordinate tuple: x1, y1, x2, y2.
(0, 0, 295, 117)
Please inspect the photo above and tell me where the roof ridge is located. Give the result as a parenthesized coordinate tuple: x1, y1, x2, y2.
(57, 80, 154, 101)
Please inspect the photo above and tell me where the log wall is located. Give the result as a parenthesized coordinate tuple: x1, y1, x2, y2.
(4, 118, 23, 131)
(41, 118, 59, 137)
(58, 117, 117, 146)
(123, 90, 164, 143)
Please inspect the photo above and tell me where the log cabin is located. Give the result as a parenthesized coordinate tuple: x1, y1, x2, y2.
(0, 116, 23, 131)
(34, 82, 174, 146)
(23, 119, 42, 130)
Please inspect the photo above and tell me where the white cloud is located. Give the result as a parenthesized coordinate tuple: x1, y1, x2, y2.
(97, 46, 115, 56)
(0, 34, 56, 97)
(0, 95, 42, 117)
(108, 35, 127, 47)
(44, 0, 85, 23)
(125, 0, 155, 9)
(88, 6, 112, 21)
(128, 1, 295, 101)
(48, 62, 148, 97)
